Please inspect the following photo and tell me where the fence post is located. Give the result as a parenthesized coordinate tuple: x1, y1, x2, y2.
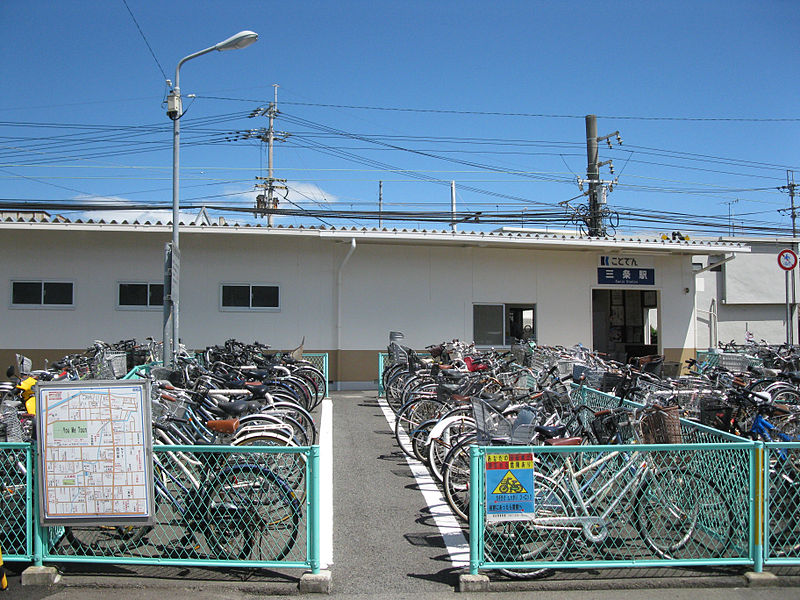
(31, 444, 43, 566)
(752, 441, 764, 572)
(377, 353, 384, 397)
(469, 445, 481, 576)
(309, 445, 321, 574)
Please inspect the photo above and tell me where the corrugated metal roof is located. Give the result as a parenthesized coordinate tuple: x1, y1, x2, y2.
(0, 212, 748, 253)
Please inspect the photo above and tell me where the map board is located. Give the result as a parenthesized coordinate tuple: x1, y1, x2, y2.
(485, 451, 535, 522)
(36, 380, 154, 525)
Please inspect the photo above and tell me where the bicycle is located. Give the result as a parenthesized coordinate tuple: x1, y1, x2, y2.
(483, 441, 734, 578)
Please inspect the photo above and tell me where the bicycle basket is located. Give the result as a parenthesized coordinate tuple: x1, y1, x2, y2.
(640, 404, 683, 444)
(698, 395, 734, 432)
(471, 397, 513, 444)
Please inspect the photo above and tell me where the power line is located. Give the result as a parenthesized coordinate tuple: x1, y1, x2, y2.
(196, 95, 800, 122)
(121, 0, 169, 82)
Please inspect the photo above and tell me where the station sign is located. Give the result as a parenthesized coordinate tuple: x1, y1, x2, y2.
(485, 451, 535, 522)
(597, 255, 655, 286)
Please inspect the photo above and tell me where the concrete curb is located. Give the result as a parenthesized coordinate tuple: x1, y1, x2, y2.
(744, 571, 780, 587)
(21, 565, 61, 586)
(299, 570, 332, 594)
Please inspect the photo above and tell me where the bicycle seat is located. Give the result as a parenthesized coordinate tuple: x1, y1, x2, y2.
(534, 424, 567, 439)
(214, 399, 260, 417)
(544, 436, 582, 446)
(439, 369, 469, 380)
(244, 382, 271, 398)
(206, 418, 239, 435)
(481, 393, 512, 412)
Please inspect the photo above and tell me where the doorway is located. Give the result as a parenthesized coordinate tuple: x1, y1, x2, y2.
(592, 289, 659, 363)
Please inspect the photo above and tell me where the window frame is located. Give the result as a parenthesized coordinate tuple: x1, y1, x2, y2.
(10, 279, 75, 309)
(472, 302, 536, 347)
(219, 282, 281, 312)
(116, 281, 164, 311)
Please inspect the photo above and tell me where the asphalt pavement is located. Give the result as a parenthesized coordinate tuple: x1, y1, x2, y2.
(6, 390, 800, 598)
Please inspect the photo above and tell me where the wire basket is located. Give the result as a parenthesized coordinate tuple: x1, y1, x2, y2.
(471, 397, 537, 445)
(91, 350, 128, 379)
(640, 404, 683, 444)
(591, 408, 637, 444)
(387, 342, 409, 365)
(718, 352, 750, 372)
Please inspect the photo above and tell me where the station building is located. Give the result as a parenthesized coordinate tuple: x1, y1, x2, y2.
(0, 214, 751, 388)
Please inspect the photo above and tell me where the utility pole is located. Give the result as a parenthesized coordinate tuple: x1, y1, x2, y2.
(267, 85, 278, 227)
(451, 181, 457, 233)
(585, 115, 601, 236)
(254, 85, 287, 223)
(584, 115, 620, 237)
(378, 181, 383, 229)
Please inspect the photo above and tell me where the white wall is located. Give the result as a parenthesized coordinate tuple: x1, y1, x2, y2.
(0, 227, 704, 357)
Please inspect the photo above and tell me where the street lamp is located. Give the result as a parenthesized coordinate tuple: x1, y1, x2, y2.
(163, 30, 258, 367)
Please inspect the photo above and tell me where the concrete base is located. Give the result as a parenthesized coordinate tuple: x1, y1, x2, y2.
(744, 571, 779, 587)
(458, 573, 490, 592)
(21, 565, 61, 586)
(299, 570, 331, 594)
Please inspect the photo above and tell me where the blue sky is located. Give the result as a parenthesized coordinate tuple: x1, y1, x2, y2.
(2, 1, 799, 235)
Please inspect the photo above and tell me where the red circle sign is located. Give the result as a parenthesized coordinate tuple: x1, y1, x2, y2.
(778, 248, 798, 271)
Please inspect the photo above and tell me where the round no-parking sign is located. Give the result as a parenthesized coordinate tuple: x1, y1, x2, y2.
(778, 248, 798, 271)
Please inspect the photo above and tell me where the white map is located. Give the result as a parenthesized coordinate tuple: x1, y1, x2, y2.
(39, 382, 152, 522)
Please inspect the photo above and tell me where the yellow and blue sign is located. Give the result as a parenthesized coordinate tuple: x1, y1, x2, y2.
(485, 452, 535, 522)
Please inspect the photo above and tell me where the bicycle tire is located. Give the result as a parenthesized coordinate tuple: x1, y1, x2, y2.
(394, 396, 445, 458)
(441, 435, 475, 521)
(635, 467, 732, 559)
(486, 474, 574, 579)
(428, 414, 475, 482)
(202, 463, 300, 561)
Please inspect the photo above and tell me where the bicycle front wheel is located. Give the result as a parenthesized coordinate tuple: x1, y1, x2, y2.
(485, 474, 573, 579)
(202, 463, 301, 561)
(635, 467, 732, 559)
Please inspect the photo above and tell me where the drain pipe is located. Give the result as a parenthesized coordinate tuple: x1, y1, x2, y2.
(335, 238, 357, 389)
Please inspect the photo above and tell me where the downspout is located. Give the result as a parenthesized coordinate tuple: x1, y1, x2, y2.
(335, 238, 357, 389)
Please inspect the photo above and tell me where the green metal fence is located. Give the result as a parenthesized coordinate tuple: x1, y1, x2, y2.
(0, 442, 33, 561)
(4, 443, 321, 574)
(464, 384, 781, 576)
(468, 441, 755, 575)
(696, 350, 763, 371)
(764, 442, 800, 565)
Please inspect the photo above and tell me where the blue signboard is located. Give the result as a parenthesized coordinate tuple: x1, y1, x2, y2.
(597, 267, 655, 286)
(485, 452, 535, 522)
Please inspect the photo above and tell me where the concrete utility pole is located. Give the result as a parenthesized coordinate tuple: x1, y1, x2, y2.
(267, 85, 278, 227)
(584, 115, 620, 237)
(585, 115, 601, 236)
(451, 181, 457, 233)
(378, 181, 383, 229)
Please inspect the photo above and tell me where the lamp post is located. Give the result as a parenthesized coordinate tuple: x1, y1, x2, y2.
(163, 30, 258, 367)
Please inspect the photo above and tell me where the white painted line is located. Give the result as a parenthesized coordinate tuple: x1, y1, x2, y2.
(376, 394, 469, 567)
(319, 397, 334, 569)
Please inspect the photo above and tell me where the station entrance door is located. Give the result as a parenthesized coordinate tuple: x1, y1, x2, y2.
(592, 289, 659, 363)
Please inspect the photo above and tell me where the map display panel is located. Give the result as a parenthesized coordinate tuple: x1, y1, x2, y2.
(37, 380, 153, 525)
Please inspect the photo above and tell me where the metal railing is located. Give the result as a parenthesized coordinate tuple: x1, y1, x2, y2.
(0, 442, 33, 561)
(464, 385, 795, 576)
(764, 441, 800, 565)
(3, 443, 321, 574)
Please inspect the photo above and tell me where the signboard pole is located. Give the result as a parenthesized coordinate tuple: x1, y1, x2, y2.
(787, 270, 792, 345)
(778, 248, 798, 345)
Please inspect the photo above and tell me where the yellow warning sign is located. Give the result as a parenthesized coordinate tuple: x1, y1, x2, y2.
(491, 471, 528, 495)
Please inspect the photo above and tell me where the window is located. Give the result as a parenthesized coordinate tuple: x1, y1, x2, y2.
(221, 283, 280, 310)
(118, 282, 164, 309)
(11, 281, 74, 307)
(473, 303, 536, 346)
